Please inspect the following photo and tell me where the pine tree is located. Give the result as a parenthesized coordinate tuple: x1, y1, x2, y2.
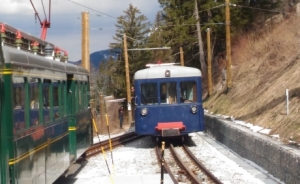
(109, 4, 151, 98)
(147, 11, 173, 63)
(158, 0, 203, 69)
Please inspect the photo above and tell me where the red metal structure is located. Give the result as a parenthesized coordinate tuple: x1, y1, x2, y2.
(29, 0, 68, 58)
(54, 47, 69, 60)
(30, 0, 51, 40)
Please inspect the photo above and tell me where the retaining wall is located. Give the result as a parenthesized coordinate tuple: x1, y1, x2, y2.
(204, 114, 300, 184)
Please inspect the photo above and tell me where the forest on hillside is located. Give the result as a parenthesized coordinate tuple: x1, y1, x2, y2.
(93, 0, 296, 100)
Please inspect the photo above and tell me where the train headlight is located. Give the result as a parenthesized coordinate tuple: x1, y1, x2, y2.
(165, 70, 170, 77)
(141, 108, 148, 116)
(190, 105, 198, 114)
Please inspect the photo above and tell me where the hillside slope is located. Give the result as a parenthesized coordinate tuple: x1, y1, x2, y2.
(204, 14, 300, 144)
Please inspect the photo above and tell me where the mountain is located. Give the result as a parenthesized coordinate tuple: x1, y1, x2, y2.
(70, 48, 120, 69)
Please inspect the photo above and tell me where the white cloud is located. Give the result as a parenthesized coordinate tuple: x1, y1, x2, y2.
(0, 0, 161, 61)
(0, 0, 32, 14)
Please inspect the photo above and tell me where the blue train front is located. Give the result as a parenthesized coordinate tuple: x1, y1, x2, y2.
(134, 64, 204, 137)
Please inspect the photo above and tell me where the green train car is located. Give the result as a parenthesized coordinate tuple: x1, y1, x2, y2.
(0, 23, 93, 184)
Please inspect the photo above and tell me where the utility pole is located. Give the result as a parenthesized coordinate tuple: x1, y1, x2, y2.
(206, 28, 213, 96)
(194, 0, 206, 75)
(123, 33, 132, 124)
(100, 92, 105, 129)
(82, 11, 90, 72)
(180, 47, 184, 66)
(225, 0, 232, 90)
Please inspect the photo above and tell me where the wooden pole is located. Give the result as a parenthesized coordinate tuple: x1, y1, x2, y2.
(180, 47, 184, 66)
(160, 141, 165, 184)
(206, 28, 212, 96)
(225, 0, 232, 90)
(100, 91, 105, 129)
(81, 11, 90, 72)
(194, 0, 206, 74)
(123, 33, 132, 124)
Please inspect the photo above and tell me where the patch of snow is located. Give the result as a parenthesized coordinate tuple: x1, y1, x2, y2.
(209, 112, 274, 136)
(259, 129, 271, 135)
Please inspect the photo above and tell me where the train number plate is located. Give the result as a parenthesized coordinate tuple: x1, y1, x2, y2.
(162, 128, 180, 136)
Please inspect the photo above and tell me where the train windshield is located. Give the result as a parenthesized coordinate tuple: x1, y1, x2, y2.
(141, 83, 157, 105)
(160, 82, 177, 104)
(139, 80, 198, 105)
(180, 81, 197, 102)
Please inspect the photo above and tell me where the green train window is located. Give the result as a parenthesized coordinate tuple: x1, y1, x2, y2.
(78, 82, 82, 110)
(29, 78, 40, 126)
(62, 81, 66, 117)
(53, 80, 60, 120)
(13, 77, 25, 132)
(43, 79, 51, 123)
(75, 81, 78, 112)
(84, 82, 89, 109)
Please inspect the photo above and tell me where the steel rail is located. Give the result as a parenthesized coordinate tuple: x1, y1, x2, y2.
(169, 144, 202, 183)
(155, 145, 178, 184)
(85, 132, 143, 158)
(183, 145, 223, 184)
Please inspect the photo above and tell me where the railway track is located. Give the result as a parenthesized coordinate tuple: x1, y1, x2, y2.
(156, 143, 223, 184)
(85, 132, 144, 158)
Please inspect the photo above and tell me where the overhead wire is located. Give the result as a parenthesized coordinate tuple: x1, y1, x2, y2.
(68, 0, 117, 19)
(231, 4, 281, 14)
(66, 1, 280, 34)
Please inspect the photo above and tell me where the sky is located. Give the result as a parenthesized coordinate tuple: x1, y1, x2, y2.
(0, 0, 161, 61)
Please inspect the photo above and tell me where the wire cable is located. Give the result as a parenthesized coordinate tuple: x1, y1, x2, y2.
(231, 4, 281, 14)
(68, 0, 117, 19)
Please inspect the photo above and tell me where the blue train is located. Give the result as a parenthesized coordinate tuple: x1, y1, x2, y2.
(133, 64, 204, 139)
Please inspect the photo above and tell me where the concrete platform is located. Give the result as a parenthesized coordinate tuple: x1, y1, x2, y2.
(198, 132, 282, 184)
(205, 114, 296, 183)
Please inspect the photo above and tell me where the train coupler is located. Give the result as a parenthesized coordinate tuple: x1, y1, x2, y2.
(155, 122, 186, 137)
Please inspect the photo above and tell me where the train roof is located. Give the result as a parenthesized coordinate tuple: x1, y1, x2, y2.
(2, 45, 89, 75)
(0, 22, 88, 75)
(0, 21, 55, 49)
(134, 65, 202, 80)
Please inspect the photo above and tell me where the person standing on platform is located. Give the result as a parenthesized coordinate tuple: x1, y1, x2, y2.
(118, 106, 124, 129)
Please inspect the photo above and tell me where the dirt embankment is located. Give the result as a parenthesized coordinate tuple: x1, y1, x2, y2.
(203, 14, 300, 144)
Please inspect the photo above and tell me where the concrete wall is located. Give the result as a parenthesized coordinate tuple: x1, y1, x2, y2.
(204, 114, 300, 184)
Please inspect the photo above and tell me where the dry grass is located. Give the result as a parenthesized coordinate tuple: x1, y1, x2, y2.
(204, 14, 300, 143)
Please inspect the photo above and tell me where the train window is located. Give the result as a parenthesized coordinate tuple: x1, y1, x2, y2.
(141, 83, 158, 105)
(75, 81, 79, 112)
(78, 82, 82, 110)
(13, 77, 25, 132)
(43, 79, 51, 122)
(29, 78, 40, 126)
(160, 82, 177, 104)
(13, 77, 25, 109)
(61, 81, 66, 117)
(180, 81, 197, 103)
(83, 82, 88, 109)
(53, 80, 60, 120)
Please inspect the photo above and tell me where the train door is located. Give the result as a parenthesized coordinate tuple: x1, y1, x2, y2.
(66, 74, 77, 163)
(0, 69, 9, 184)
(0, 34, 9, 184)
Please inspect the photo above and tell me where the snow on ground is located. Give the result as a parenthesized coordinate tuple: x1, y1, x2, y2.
(188, 132, 281, 184)
(68, 113, 286, 183)
(72, 127, 281, 184)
